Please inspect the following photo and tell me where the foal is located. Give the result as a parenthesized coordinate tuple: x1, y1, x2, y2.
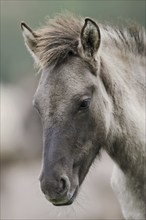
(21, 13, 146, 220)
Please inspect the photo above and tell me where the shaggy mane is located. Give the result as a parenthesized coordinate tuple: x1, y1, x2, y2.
(35, 13, 82, 68)
(34, 13, 146, 69)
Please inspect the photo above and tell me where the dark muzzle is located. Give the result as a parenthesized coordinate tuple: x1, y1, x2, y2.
(40, 171, 77, 206)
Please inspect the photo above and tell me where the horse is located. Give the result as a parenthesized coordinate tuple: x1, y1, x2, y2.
(21, 13, 146, 220)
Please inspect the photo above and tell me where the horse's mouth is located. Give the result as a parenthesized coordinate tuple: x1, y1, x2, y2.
(51, 187, 78, 206)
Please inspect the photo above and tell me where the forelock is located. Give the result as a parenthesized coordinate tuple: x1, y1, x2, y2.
(35, 13, 83, 69)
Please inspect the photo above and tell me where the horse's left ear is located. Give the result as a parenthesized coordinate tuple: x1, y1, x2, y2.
(78, 18, 101, 61)
(21, 22, 38, 62)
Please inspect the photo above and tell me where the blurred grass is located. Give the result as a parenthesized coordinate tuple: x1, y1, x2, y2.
(1, 0, 145, 83)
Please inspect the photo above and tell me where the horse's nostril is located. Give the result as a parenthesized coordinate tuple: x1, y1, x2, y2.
(59, 177, 66, 193)
(57, 176, 70, 195)
(40, 174, 70, 200)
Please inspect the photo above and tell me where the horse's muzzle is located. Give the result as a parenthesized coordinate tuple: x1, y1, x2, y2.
(40, 174, 78, 206)
(51, 186, 78, 206)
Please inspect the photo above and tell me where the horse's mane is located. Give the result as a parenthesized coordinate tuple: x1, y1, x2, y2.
(34, 13, 146, 69)
(35, 13, 82, 68)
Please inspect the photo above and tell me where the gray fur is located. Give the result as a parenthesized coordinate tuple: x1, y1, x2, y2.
(21, 13, 146, 219)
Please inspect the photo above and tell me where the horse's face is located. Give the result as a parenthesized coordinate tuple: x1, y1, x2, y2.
(21, 17, 111, 206)
(34, 56, 109, 205)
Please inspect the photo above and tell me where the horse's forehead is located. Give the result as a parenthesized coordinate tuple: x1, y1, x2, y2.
(38, 57, 91, 96)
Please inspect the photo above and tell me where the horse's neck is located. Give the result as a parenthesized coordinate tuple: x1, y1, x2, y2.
(101, 48, 145, 187)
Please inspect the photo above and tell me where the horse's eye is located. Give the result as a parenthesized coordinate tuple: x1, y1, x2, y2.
(79, 98, 91, 110)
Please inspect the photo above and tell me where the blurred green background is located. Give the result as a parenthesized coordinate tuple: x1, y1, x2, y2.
(1, 1, 145, 220)
(1, 0, 145, 83)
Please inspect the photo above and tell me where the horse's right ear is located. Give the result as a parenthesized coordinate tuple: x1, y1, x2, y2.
(21, 22, 38, 62)
(78, 18, 101, 62)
